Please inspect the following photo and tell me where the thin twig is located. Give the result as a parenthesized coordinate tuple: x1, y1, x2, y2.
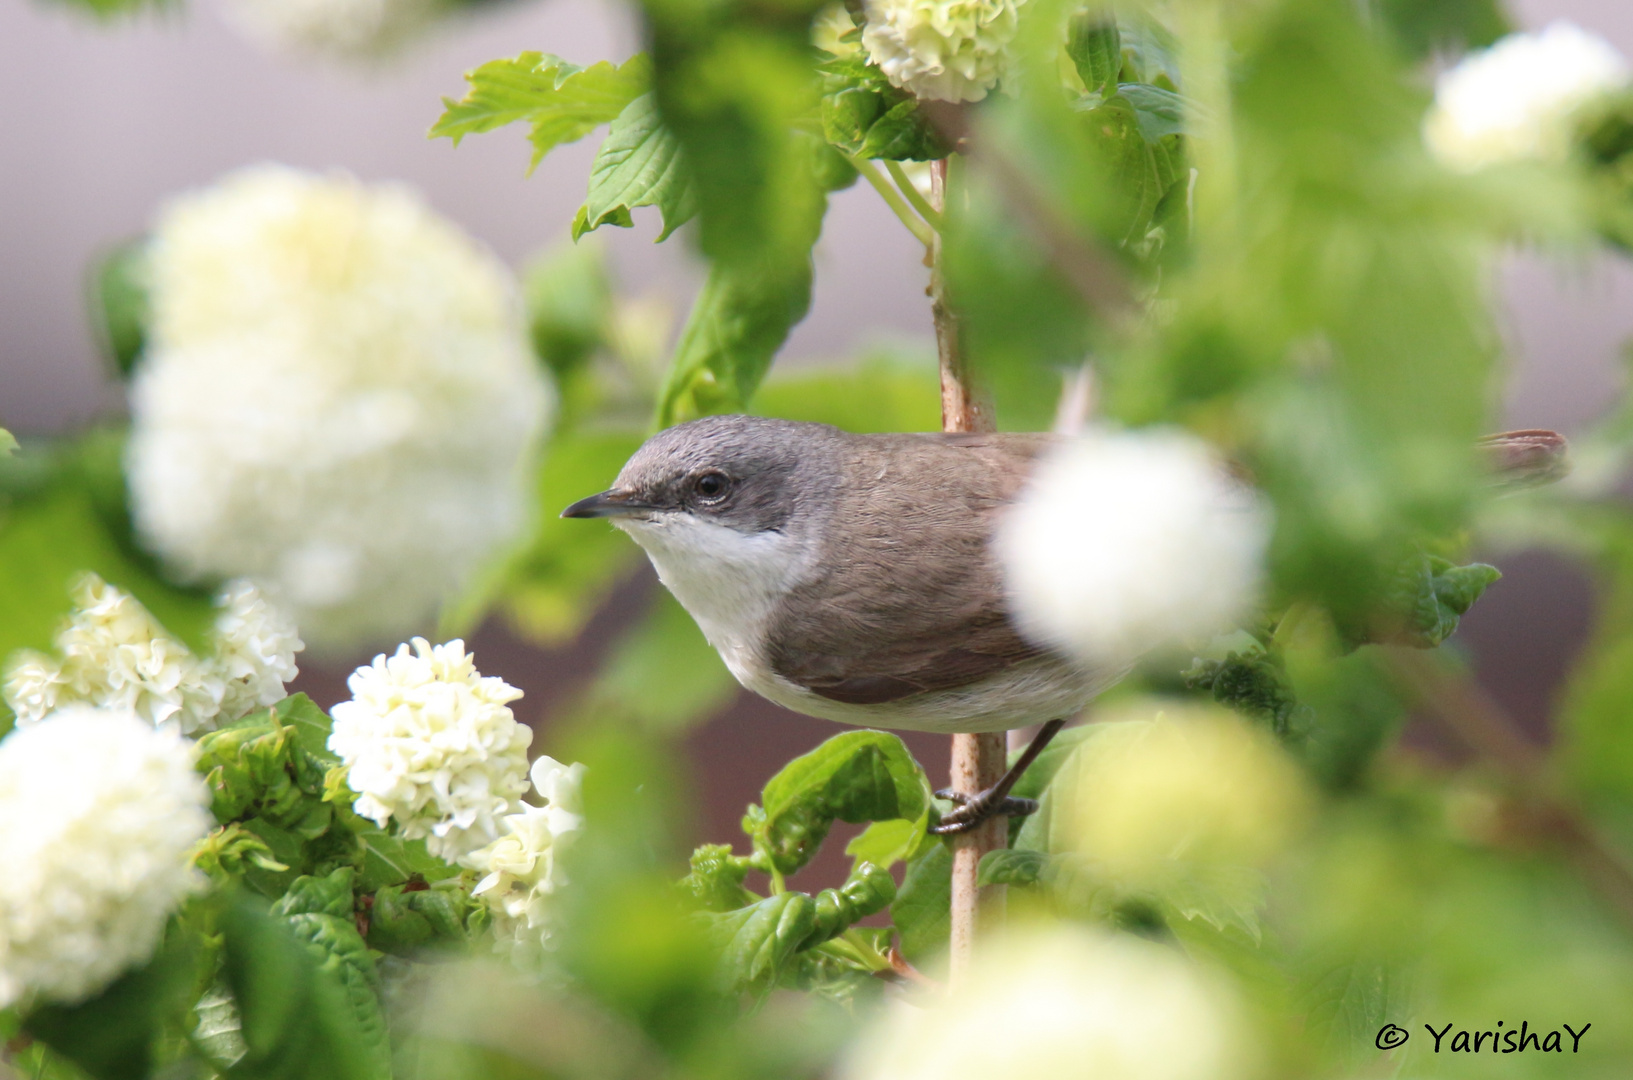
(930, 156, 1008, 983)
(849, 154, 936, 248)
(884, 159, 943, 230)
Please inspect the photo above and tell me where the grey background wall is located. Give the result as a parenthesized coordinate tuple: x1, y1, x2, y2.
(2, 0, 1630, 870)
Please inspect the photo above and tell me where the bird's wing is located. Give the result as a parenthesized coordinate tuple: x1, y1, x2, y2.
(764, 432, 1058, 705)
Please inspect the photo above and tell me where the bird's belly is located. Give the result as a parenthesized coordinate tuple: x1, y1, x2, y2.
(729, 652, 1120, 734)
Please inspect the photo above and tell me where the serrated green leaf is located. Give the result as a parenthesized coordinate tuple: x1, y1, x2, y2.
(273, 867, 356, 920)
(891, 844, 951, 965)
(818, 54, 954, 162)
(697, 891, 817, 997)
(1117, 83, 1188, 142)
(23, 926, 196, 1080)
(272, 693, 338, 767)
(1184, 646, 1304, 738)
(354, 826, 456, 893)
(219, 892, 381, 1080)
(1158, 863, 1267, 942)
(432, 52, 651, 171)
(807, 862, 895, 946)
(574, 93, 697, 242)
(1067, 15, 1121, 95)
(754, 730, 932, 876)
(680, 844, 758, 912)
(657, 258, 814, 427)
(1342, 553, 1501, 649)
(367, 884, 472, 953)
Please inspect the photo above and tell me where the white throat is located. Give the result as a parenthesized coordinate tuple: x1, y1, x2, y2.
(616, 514, 809, 675)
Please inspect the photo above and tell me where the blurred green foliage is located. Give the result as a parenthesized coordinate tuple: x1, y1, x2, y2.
(14, 0, 1633, 1077)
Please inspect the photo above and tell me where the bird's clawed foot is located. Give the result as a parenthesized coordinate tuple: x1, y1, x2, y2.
(929, 787, 1040, 835)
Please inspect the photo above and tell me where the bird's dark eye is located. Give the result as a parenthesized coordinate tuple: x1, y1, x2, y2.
(692, 470, 730, 501)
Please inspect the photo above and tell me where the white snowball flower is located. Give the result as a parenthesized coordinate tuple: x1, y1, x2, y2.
(128, 165, 553, 654)
(212, 580, 305, 721)
(1425, 22, 1632, 171)
(463, 756, 586, 961)
(2, 575, 301, 735)
(841, 926, 1253, 1080)
(216, 0, 446, 61)
(997, 427, 1270, 668)
(328, 637, 533, 862)
(0, 705, 212, 1009)
(862, 0, 1024, 103)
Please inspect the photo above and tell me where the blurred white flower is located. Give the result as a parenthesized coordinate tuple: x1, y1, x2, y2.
(1425, 22, 1631, 171)
(128, 166, 553, 654)
(329, 637, 533, 862)
(842, 926, 1253, 1080)
(463, 756, 586, 961)
(1061, 707, 1309, 886)
(216, 0, 446, 61)
(861, 0, 1023, 103)
(0, 705, 211, 1009)
(2, 575, 301, 735)
(997, 428, 1270, 668)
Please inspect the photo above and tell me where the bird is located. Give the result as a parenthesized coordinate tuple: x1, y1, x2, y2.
(563, 415, 1571, 834)
(561, 414, 1117, 834)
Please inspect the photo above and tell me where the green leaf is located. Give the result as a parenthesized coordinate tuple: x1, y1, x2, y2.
(890, 844, 951, 965)
(1067, 14, 1121, 95)
(679, 843, 757, 912)
(975, 848, 1053, 888)
(272, 867, 356, 920)
(1339, 553, 1501, 649)
(807, 862, 896, 946)
(753, 730, 932, 876)
(366, 884, 472, 953)
(1371, 0, 1509, 58)
(1183, 646, 1305, 738)
(818, 54, 955, 162)
(88, 239, 149, 378)
(1116, 83, 1188, 142)
(218, 893, 383, 1080)
(697, 891, 817, 997)
(751, 351, 941, 432)
(354, 826, 456, 893)
(24, 926, 196, 1080)
(432, 52, 651, 171)
(0, 431, 216, 664)
(272, 694, 338, 767)
(657, 257, 814, 427)
(844, 817, 928, 870)
(574, 94, 697, 242)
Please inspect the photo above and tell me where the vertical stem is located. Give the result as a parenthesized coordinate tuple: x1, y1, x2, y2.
(930, 155, 1007, 982)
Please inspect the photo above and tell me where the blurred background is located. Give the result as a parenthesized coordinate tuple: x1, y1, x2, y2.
(2, 0, 1631, 880)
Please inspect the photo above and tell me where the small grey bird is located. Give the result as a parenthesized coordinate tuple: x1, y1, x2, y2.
(562, 414, 1113, 833)
(564, 416, 1571, 833)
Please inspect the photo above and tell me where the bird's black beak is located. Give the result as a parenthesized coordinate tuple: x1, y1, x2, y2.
(560, 489, 656, 519)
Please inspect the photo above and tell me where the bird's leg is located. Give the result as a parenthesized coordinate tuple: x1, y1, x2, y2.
(930, 719, 1067, 835)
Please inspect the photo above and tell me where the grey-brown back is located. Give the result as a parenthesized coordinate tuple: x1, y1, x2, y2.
(764, 431, 1059, 704)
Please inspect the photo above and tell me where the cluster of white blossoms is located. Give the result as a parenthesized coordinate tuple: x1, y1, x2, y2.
(2, 574, 302, 736)
(842, 927, 1252, 1080)
(329, 638, 534, 862)
(127, 165, 553, 654)
(215, 0, 447, 61)
(861, 0, 1024, 103)
(464, 756, 586, 961)
(1425, 22, 1632, 172)
(0, 706, 212, 1008)
(997, 428, 1271, 669)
